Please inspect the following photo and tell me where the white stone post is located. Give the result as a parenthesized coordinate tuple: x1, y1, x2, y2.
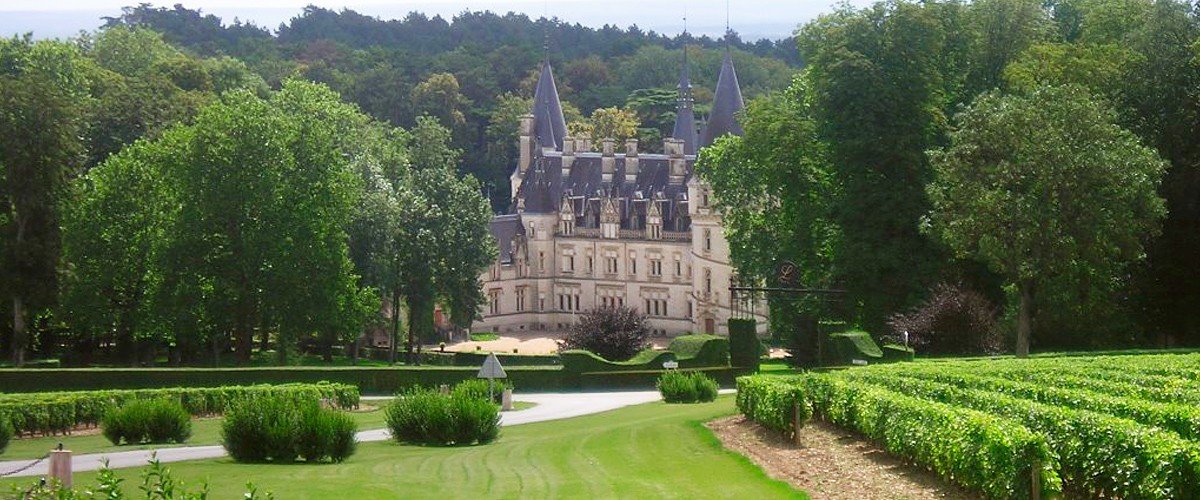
(502, 388, 514, 411)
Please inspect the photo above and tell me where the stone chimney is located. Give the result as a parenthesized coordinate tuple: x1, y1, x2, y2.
(601, 138, 616, 184)
(624, 139, 640, 183)
(562, 135, 575, 178)
(518, 114, 535, 175)
(602, 138, 616, 156)
(665, 138, 686, 184)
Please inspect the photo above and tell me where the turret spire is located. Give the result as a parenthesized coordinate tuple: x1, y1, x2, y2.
(700, 44, 745, 147)
(530, 45, 567, 150)
(671, 21, 698, 155)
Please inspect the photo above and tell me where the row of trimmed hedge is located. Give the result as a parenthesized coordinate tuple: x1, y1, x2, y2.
(0, 366, 565, 394)
(0, 383, 358, 436)
(562, 335, 732, 373)
(848, 371, 1200, 498)
(735, 376, 812, 435)
(736, 374, 1059, 499)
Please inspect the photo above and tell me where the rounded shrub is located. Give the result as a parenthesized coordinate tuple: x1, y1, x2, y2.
(221, 393, 356, 463)
(101, 399, 191, 446)
(0, 414, 12, 455)
(385, 387, 500, 446)
(451, 379, 513, 404)
(657, 371, 719, 403)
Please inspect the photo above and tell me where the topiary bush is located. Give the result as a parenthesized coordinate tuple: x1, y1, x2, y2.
(669, 334, 730, 368)
(558, 306, 650, 361)
(0, 414, 11, 455)
(728, 319, 760, 369)
(221, 393, 357, 463)
(101, 399, 191, 446)
(657, 371, 719, 403)
(385, 387, 500, 446)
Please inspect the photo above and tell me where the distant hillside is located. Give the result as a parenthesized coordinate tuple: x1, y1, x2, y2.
(104, 4, 802, 208)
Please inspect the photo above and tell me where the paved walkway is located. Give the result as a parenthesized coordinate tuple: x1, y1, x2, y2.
(0, 390, 732, 478)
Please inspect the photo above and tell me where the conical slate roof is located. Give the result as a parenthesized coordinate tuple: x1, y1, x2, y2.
(671, 45, 699, 155)
(531, 60, 567, 150)
(700, 50, 745, 147)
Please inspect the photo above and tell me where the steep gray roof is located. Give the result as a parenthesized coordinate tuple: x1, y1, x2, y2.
(489, 214, 526, 264)
(531, 61, 567, 150)
(700, 50, 745, 147)
(671, 47, 699, 155)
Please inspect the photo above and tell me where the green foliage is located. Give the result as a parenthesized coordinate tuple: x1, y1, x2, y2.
(0, 414, 11, 455)
(12, 454, 267, 499)
(656, 371, 718, 404)
(469, 332, 499, 342)
(927, 85, 1167, 354)
(560, 349, 674, 373)
(559, 306, 651, 362)
(821, 353, 1200, 498)
(450, 378, 514, 404)
(727, 320, 761, 369)
(221, 392, 358, 463)
(735, 376, 813, 435)
(101, 399, 192, 445)
(0, 382, 357, 436)
(825, 331, 883, 365)
(667, 334, 730, 368)
(384, 387, 500, 446)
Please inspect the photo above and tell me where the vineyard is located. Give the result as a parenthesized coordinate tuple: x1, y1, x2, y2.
(737, 353, 1200, 499)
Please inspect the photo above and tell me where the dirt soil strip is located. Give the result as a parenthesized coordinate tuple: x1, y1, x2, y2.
(707, 416, 978, 500)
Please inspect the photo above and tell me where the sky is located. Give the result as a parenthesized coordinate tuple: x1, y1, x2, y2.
(0, 0, 866, 41)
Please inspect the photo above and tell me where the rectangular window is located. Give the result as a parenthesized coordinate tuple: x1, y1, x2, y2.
(650, 259, 662, 277)
(515, 288, 526, 312)
(630, 258, 637, 275)
(606, 257, 618, 274)
(704, 229, 712, 252)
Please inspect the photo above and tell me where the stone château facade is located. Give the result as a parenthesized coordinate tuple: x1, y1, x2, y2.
(473, 45, 766, 338)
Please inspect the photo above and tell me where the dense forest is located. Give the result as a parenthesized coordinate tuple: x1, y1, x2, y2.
(700, 0, 1200, 354)
(102, 4, 800, 209)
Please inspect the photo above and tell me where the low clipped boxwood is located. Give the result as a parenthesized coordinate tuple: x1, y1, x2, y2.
(101, 399, 192, 446)
(657, 371, 719, 403)
(221, 393, 357, 463)
(0, 414, 12, 455)
(385, 387, 500, 446)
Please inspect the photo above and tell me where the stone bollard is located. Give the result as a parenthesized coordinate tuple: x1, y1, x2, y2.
(502, 388, 513, 411)
(793, 401, 803, 447)
(48, 449, 72, 489)
(439, 384, 450, 395)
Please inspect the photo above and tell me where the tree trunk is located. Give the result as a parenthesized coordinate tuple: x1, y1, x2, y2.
(389, 288, 400, 366)
(236, 307, 253, 365)
(406, 293, 433, 366)
(11, 295, 25, 366)
(1016, 280, 1033, 358)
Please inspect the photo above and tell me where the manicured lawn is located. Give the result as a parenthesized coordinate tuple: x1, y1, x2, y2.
(3, 396, 802, 499)
(2, 402, 391, 460)
(2, 400, 537, 461)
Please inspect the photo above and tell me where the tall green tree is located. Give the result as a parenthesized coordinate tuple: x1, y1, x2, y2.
(697, 73, 841, 365)
(397, 117, 494, 358)
(60, 136, 176, 365)
(0, 37, 92, 365)
(926, 85, 1166, 356)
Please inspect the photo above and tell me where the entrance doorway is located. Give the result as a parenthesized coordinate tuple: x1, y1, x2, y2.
(704, 318, 715, 335)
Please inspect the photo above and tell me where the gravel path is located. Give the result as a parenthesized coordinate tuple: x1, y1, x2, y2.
(1, 389, 732, 478)
(707, 416, 976, 499)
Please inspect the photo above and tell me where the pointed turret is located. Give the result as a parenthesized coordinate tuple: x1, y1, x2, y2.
(700, 49, 745, 147)
(671, 44, 699, 155)
(531, 59, 568, 150)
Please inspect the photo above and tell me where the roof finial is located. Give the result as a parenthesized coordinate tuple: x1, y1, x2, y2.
(725, 0, 732, 49)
